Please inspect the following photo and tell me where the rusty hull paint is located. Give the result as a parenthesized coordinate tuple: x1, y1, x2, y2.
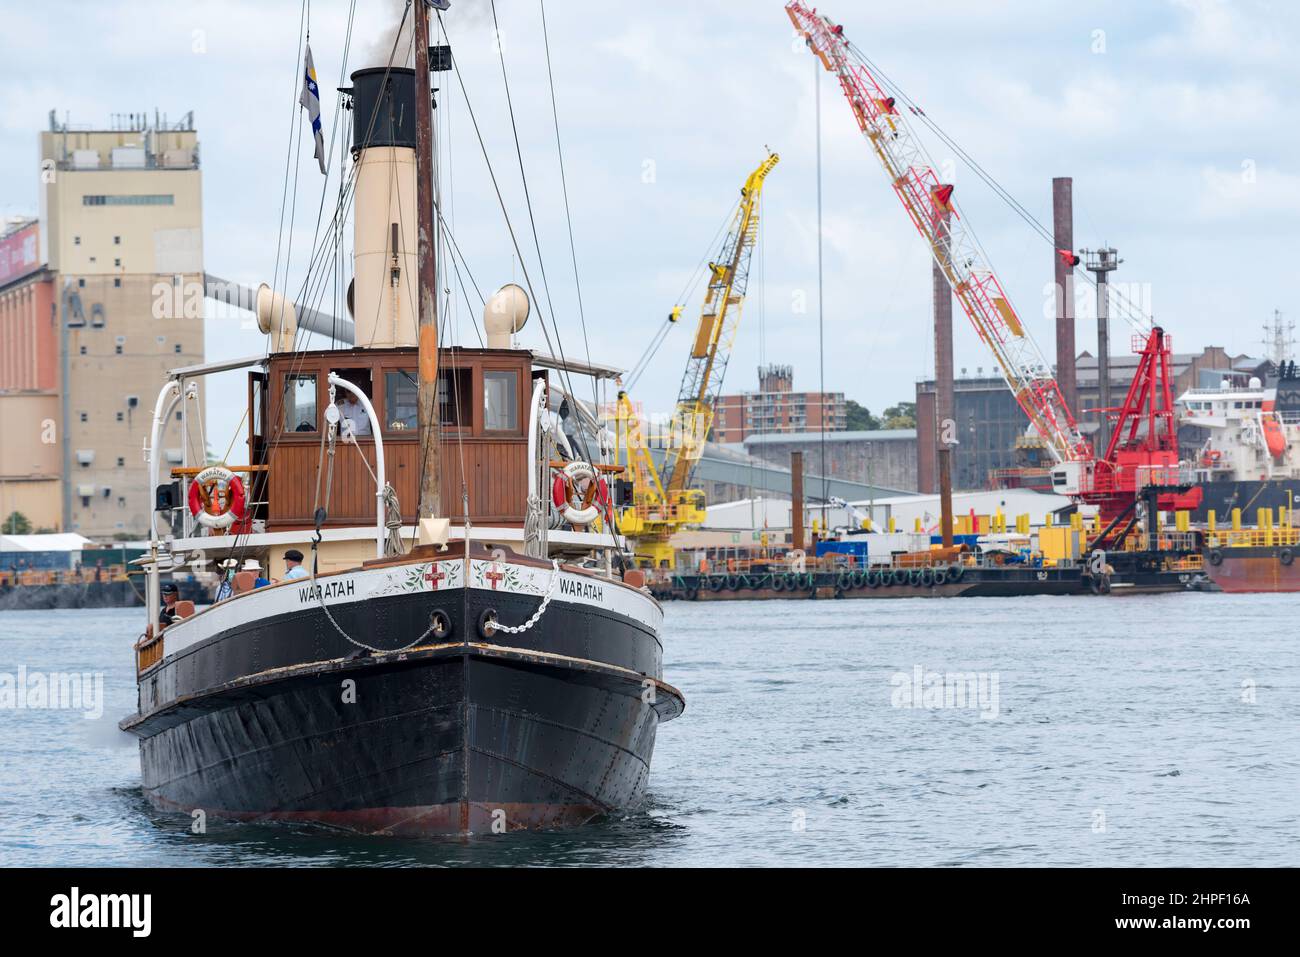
(1206, 547, 1300, 593)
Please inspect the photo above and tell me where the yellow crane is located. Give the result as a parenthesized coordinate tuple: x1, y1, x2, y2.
(613, 151, 780, 567)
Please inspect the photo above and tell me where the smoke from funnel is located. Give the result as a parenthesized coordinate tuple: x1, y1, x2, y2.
(364, 0, 491, 68)
(366, 0, 416, 68)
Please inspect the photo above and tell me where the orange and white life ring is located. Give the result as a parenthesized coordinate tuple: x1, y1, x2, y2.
(551, 461, 608, 527)
(188, 466, 247, 530)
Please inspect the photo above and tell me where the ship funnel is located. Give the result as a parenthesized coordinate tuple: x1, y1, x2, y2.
(483, 284, 530, 349)
(349, 67, 418, 349)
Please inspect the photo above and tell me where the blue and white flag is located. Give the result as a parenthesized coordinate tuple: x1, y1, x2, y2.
(299, 44, 327, 175)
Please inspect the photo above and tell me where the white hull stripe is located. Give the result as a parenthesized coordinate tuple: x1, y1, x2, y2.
(162, 559, 662, 660)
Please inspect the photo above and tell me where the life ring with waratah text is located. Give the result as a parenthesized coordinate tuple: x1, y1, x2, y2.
(551, 461, 610, 527)
(188, 466, 247, 530)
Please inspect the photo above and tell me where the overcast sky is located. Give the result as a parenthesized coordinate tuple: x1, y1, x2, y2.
(2, 0, 1296, 459)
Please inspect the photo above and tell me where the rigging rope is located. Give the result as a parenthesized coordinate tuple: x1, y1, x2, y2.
(269, 0, 309, 329)
(539, 0, 597, 385)
(221, 0, 394, 565)
(444, 23, 595, 467)
(486, 0, 603, 454)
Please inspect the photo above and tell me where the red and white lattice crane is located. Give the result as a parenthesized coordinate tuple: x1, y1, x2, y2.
(786, 2, 1196, 519)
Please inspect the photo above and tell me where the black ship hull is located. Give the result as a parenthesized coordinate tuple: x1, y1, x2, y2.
(1191, 477, 1300, 524)
(122, 546, 682, 836)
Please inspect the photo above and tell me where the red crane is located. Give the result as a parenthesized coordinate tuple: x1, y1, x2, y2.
(785, 2, 1197, 520)
(1084, 326, 1201, 518)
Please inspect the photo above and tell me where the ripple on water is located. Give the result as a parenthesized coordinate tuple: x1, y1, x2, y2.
(1, 596, 1298, 866)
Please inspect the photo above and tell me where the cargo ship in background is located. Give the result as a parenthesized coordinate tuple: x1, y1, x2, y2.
(1183, 362, 1300, 591)
(1181, 362, 1300, 521)
(120, 3, 682, 836)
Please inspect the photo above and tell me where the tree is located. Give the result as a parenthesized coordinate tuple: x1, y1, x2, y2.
(845, 400, 881, 431)
(882, 402, 917, 430)
(2, 511, 32, 535)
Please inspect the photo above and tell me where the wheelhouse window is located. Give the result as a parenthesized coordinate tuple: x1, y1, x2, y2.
(334, 368, 374, 437)
(483, 370, 518, 432)
(439, 368, 473, 428)
(384, 370, 419, 432)
(251, 377, 265, 440)
(284, 374, 318, 433)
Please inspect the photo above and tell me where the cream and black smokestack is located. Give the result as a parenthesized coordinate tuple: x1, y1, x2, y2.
(348, 67, 419, 349)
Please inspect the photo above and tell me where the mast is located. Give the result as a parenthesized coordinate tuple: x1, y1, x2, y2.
(415, 0, 441, 518)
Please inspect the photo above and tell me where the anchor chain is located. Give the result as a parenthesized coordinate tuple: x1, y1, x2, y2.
(485, 560, 562, 636)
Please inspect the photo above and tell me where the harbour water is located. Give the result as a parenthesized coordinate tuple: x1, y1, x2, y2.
(0, 596, 1296, 867)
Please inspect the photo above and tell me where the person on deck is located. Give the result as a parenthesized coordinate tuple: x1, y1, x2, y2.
(242, 559, 271, 589)
(338, 393, 372, 437)
(159, 582, 181, 627)
(282, 550, 309, 581)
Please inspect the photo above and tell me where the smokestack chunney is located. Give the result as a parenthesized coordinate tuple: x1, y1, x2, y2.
(933, 211, 955, 547)
(1052, 177, 1077, 417)
(350, 67, 419, 349)
(791, 451, 805, 554)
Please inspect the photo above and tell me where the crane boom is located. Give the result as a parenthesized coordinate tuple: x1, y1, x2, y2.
(662, 151, 781, 493)
(610, 152, 779, 566)
(785, 2, 1090, 467)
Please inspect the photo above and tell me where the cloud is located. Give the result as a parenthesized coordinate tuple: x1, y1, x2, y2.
(1147, 0, 1289, 63)
(1196, 163, 1300, 220)
(2, 0, 1295, 452)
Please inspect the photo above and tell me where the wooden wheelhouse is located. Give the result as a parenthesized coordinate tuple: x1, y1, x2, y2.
(254, 347, 543, 531)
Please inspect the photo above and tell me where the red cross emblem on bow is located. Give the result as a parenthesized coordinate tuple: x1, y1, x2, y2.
(425, 565, 446, 590)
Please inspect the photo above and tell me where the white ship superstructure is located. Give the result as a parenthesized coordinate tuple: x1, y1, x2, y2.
(1179, 376, 1300, 484)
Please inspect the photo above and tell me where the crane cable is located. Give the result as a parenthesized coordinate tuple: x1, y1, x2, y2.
(625, 319, 675, 394)
(843, 38, 1153, 335)
(624, 197, 741, 394)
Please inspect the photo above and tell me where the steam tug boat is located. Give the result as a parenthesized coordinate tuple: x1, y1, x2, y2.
(121, 27, 682, 834)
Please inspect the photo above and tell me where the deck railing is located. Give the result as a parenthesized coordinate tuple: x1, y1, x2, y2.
(1205, 527, 1300, 550)
(134, 631, 164, 673)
